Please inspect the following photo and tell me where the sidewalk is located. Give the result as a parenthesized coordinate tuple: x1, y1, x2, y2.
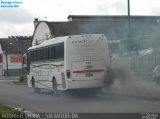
(0, 76, 19, 80)
(0, 76, 27, 85)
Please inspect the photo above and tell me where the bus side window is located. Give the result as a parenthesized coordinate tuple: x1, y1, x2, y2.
(49, 46, 55, 60)
(55, 43, 64, 59)
(31, 50, 37, 62)
(35, 50, 40, 61)
(44, 48, 49, 60)
(26, 52, 31, 73)
(30, 51, 33, 61)
(40, 48, 49, 60)
(40, 49, 44, 60)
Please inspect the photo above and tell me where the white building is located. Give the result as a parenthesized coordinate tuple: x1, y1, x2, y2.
(0, 36, 32, 76)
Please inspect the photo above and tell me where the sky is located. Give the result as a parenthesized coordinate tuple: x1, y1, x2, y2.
(0, 0, 160, 38)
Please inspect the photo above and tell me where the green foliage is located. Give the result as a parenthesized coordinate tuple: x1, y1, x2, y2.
(120, 38, 138, 52)
(19, 75, 27, 83)
(34, 39, 39, 46)
(108, 42, 120, 53)
(0, 105, 32, 119)
(0, 104, 17, 112)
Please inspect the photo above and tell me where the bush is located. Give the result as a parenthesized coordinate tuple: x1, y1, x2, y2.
(19, 75, 27, 83)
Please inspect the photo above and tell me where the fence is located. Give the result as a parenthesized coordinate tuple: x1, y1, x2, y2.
(112, 54, 160, 80)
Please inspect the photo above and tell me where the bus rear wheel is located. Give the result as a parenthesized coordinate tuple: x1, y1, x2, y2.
(31, 78, 41, 93)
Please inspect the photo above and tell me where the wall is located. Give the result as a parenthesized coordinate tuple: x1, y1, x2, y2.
(32, 22, 51, 46)
(3, 53, 23, 76)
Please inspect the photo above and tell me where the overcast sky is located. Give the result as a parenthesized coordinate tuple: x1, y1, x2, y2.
(0, 0, 160, 38)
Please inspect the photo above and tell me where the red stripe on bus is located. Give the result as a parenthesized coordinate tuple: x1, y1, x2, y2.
(73, 69, 104, 73)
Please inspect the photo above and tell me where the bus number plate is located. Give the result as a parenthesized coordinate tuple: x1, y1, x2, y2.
(85, 73, 93, 77)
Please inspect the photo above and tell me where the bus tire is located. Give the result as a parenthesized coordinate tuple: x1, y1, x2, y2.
(52, 77, 58, 95)
(31, 77, 41, 93)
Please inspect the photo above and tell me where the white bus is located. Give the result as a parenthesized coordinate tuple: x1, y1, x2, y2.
(26, 34, 111, 93)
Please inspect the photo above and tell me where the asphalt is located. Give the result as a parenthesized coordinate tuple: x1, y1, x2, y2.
(0, 76, 160, 113)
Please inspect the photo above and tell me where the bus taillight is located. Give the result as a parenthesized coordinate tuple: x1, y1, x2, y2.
(66, 70, 70, 78)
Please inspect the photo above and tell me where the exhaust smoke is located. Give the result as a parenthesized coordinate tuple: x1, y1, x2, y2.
(104, 59, 137, 92)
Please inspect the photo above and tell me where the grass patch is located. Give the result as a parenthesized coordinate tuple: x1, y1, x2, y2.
(0, 104, 18, 118)
(0, 104, 27, 119)
(0, 104, 33, 119)
(0, 104, 16, 112)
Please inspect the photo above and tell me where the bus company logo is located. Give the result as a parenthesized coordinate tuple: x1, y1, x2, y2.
(72, 39, 99, 45)
(142, 113, 159, 119)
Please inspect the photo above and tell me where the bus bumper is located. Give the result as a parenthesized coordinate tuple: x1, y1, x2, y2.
(66, 79, 104, 89)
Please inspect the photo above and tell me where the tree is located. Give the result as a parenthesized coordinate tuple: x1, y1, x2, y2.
(34, 39, 39, 46)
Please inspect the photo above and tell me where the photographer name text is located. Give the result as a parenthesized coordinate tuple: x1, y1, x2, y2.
(0, 1, 22, 8)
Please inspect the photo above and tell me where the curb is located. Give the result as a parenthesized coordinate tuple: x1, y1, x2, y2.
(13, 81, 27, 85)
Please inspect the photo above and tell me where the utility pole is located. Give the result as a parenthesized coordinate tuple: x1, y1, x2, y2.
(127, 0, 131, 38)
(127, 0, 130, 17)
(127, 0, 138, 54)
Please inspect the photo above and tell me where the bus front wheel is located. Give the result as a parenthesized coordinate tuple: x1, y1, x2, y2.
(31, 77, 41, 93)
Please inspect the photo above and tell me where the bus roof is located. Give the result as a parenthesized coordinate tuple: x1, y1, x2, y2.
(28, 34, 105, 50)
(28, 36, 68, 50)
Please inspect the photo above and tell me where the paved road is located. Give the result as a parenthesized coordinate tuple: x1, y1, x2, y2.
(0, 78, 160, 113)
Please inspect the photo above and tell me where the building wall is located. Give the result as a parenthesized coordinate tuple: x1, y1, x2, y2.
(32, 22, 51, 46)
(0, 36, 32, 76)
(2, 53, 23, 76)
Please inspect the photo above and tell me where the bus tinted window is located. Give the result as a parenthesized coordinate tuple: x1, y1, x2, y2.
(49, 43, 64, 60)
(44, 48, 49, 60)
(35, 50, 39, 61)
(49, 47, 55, 59)
(31, 50, 39, 61)
(31, 50, 36, 61)
(55, 43, 64, 59)
(40, 48, 49, 60)
(30, 42, 64, 61)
